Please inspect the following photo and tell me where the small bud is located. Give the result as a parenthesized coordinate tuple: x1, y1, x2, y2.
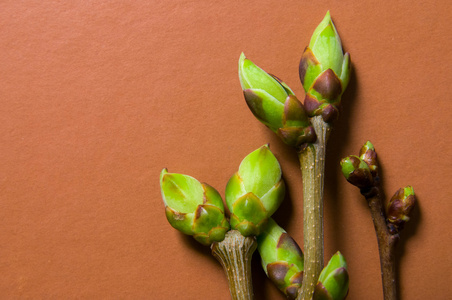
(359, 141, 378, 177)
(299, 11, 351, 122)
(340, 155, 373, 189)
(257, 218, 304, 299)
(239, 53, 316, 148)
(386, 186, 416, 234)
(313, 252, 349, 300)
(225, 145, 285, 236)
(160, 169, 230, 245)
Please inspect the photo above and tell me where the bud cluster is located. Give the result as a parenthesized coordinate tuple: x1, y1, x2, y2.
(341, 142, 417, 235)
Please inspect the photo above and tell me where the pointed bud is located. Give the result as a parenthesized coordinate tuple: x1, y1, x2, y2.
(257, 218, 304, 299)
(340, 155, 373, 189)
(299, 11, 351, 122)
(239, 53, 316, 148)
(359, 141, 378, 177)
(386, 186, 416, 234)
(225, 145, 285, 236)
(313, 252, 349, 300)
(160, 169, 230, 245)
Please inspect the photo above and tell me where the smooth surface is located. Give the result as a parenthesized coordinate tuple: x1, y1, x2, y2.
(1, 1, 451, 299)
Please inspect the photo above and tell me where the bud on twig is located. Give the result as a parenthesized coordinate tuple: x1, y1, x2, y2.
(257, 218, 304, 299)
(386, 186, 416, 234)
(160, 169, 230, 245)
(359, 141, 378, 177)
(239, 53, 316, 148)
(340, 155, 373, 189)
(225, 145, 285, 236)
(299, 11, 351, 122)
(313, 252, 349, 300)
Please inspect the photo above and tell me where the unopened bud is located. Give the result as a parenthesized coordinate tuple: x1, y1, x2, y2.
(386, 186, 416, 234)
(313, 252, 349, 300)
(359, 141, 378, 177)
(299, 11, 351, 123)
(226, 145, 285, 236)
(160, 169, 230, 245)
(340, 155, 373, 189)
(257, 218, 304, 299)
(239, 53, 316, 148)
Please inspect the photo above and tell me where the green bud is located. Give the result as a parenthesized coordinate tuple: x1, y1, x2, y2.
(299, 11, 351, 122)
(160, 169, 230, 245)
(225, 145, 285, 236)
(313, 252, 349, 300)
(386, 186, 416, 234)
(257, 218, 304, 299)
(340, 155, 373, 189)
(359, 141, 378, 177)
(239, 53, 316, 148)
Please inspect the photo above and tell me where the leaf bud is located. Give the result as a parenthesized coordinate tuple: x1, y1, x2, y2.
(340, 155, 373, 189)
(386, 186, 416, 234)
(239, 53, 316, 148)
(299, 11, 351, 122)
(225, 145, 285, 236)
(359, 141, 378, 177)
(257, 218, 304, 299)
(160, 169, 230, 245)
(313, 252, 349, 300)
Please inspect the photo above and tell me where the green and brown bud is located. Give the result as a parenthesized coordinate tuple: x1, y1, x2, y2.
(239, 53, 316, 148)
(225, 145, 285, 236)
(299, 11, 351, 122)
(340, 155, 373, 189)
(386, 186, 416, 234)
(257, 218, 304, 299)
(359, 141, 378, 177)
(160, 169, 230, 245)
(313, 252, 349, 300)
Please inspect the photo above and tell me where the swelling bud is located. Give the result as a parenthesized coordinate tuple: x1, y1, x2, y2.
(257, 218, 304, 299)
(340, 155, 373, 189)
(386, 186, 416, 234)
(313, 252, 349, 300)
(160, 169, 230, 245)
(225, 145, 285, 236)
(299, 11, 351, 122)
(239, 53, 316, 148)
(359, 141, 378, 177)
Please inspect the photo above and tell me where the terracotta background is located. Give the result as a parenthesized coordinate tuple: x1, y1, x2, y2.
(1, 1, 451, 299)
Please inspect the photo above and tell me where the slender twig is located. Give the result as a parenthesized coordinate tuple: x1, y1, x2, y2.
(297, 116, 332, 300)
(211, 230, 257, 300)
(362, 187, 399, 300)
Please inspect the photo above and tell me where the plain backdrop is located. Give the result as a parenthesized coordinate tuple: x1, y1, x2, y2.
(1, 1, 451, 299)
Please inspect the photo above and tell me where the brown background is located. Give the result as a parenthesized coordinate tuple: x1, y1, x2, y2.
(1, 1, 451, 299)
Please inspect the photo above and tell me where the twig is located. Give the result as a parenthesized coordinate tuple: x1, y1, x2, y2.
(211, 230, 257, 300)
(297, 116, 332, 300)
(361, 187, 399, 300)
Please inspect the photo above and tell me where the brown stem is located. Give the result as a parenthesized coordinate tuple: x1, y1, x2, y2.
(297, 116, 332, 300)
(363, 187, 399, 300)
(211, 230, 257, 300)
